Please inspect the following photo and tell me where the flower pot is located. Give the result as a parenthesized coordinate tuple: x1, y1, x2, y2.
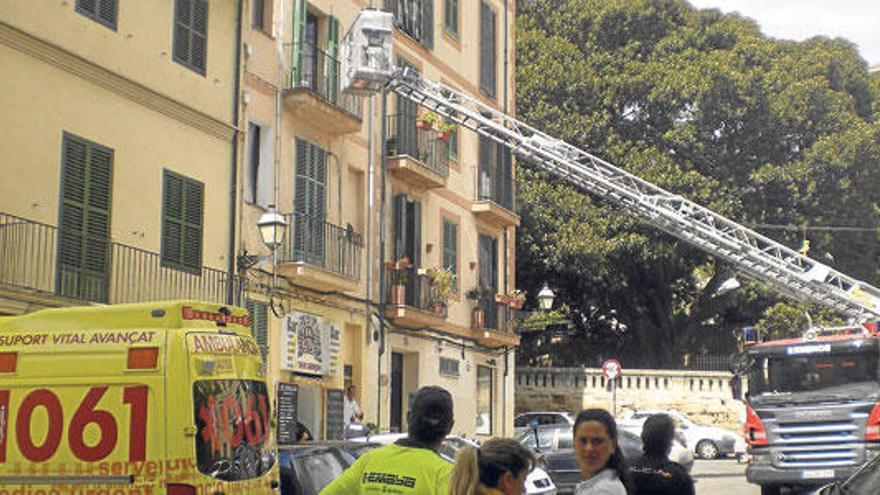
(416, 119, 431, 130)
(509, 299, 524, 310)
(495, 293, 510, 304)
(471, 307, 485, 331)
(391, 284, 406, 305)
(436, 130, 450, 142)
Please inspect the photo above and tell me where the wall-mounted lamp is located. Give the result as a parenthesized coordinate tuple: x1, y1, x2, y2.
(537, 284, 555, 311)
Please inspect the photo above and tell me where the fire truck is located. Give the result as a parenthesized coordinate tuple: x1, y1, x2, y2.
(338, 10, 880, 494)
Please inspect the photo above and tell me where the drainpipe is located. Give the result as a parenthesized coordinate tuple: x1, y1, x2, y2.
(377, 90, 389, 428)
(226, 0, 244, 305)
(502, 0, 510, 438)
(366, 91, 375, 422)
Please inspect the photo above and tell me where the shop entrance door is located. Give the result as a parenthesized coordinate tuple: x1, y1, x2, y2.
(390, 352, 404, 431)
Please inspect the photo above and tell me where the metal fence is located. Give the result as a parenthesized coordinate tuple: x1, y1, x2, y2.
(386, 114, 450, 178)
(481, 297, 512, 333)
(0, 211, 240, 305)
(285, 41, 363, 119)
(386, 267, 448, 317)
(279, 212, 362, 281)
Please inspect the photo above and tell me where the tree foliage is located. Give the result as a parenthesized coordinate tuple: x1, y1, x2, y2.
(515, 0, 880, 367)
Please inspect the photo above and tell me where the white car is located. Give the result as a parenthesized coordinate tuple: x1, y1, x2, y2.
(514, 411, 575, 436)
(358, 433, 557, 494)
(618, 409, 742, 459)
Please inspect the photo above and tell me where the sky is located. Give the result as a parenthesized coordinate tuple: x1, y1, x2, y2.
(687, 0, 880, 66)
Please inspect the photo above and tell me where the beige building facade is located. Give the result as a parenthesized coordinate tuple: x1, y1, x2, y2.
(239, 0, 520, 440)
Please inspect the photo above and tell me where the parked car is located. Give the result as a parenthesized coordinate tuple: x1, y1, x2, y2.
(618, 409, 741, 459)
(514, 411, 575, 435)
(355, 433, 557, 494)
(516, 424, 693, 494)
(278, 442, 364, 495)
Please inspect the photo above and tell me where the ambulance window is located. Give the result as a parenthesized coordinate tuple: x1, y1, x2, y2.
(193, 379, 276, 480)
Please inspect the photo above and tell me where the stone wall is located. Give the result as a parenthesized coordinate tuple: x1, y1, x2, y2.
(516, 367, 744, 430)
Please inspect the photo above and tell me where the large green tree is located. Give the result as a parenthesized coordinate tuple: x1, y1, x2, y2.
(514, 0, 880, 367)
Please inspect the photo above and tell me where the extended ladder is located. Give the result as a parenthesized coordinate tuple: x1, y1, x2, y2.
(341, 10, 880, 319)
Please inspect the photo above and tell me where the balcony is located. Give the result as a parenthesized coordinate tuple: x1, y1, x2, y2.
(284, 41, 363, 134)
(472, 162, 519, 227)
(384, 266, 448, 329)
(276, 212, 362, 293)
(473, 297, 520, 347)
(386, 114, 449, 188)
(0, 212, 240, 309)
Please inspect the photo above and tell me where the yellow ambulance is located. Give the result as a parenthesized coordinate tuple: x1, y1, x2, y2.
(0, 301, 279, 495)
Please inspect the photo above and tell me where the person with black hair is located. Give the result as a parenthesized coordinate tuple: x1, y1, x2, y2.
(572, 409, 630, 495)
(320, 385, 455, 494)
(449, 438, 535, 495)
(631, 414, 694, 495)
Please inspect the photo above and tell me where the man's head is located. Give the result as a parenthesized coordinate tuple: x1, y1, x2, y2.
(407, 386, 454, 446)
(346, 385, 356, 400)
(641, 414, 676, 457)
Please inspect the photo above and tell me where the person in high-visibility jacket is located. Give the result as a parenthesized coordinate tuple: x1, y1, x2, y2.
(320, 386, 455, 494)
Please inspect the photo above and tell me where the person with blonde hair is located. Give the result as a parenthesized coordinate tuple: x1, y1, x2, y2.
(449, 438, 535, 495)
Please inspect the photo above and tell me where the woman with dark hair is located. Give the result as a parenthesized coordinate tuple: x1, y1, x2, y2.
(572, 409, 630, 495)
(631, 414, 694, 495)
(449, 438, 535, 495)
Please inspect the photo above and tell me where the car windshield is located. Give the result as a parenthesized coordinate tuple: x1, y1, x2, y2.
(840, 455, 880, 493)
(287, 448, 353, 495)
(748, 346, 880, 398)
(193, 379, 276, 481)
(519, 428, 557, 450)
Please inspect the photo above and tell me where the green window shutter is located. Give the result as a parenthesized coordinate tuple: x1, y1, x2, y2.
(412, 200, 422, 267)
(294, 139, 327, 265)
(291, 0, 307, 88)
(327, 16, 340, 103)
(173, 0, 209, 74)
(76, 0, 118, 29)
(442, 220, 457, 277)
(479, 136, 495, 201)
(246, 299, 269, 372)
(58, 133, 113, 302)
(421, 0, 434, 49)
(444, 0, 458, 36)
(478, 234, 497, 292)
(393, 194, 407, 262)
(479, 1, 496, 98)
(162, 171, 203, 271)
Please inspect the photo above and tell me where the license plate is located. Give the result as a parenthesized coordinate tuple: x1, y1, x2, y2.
(802, 469, 834, 479)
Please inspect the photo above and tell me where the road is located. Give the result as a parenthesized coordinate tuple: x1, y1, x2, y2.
(693, 458, 758, 495)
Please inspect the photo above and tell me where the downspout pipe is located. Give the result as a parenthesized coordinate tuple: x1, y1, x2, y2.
(226, 0, 244, 305)
(502, 0, 510, 437)
(377, 90, 389, 427)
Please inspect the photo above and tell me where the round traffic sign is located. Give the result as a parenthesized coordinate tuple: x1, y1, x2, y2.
(602, 359, 621, 380)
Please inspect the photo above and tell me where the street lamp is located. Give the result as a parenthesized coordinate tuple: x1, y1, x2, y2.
(537, 284, 555, 311)
(257, 207, 287, 251)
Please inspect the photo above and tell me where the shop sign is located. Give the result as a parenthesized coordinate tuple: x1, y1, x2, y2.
(280, 312, 340, 376)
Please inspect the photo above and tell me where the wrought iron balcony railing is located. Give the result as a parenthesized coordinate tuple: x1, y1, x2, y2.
(475, 163, 515, 211)
(278, 212, 362, 281)
(0, 212, 240, 305)
(386, 114, 449, 177)
(285, 41, 363, 119)
(480, 296, 512, 333)
(386, 266, 448, 317)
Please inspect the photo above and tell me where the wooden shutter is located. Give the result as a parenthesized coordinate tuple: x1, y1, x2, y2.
(412, 200, 422, 267)
(58, 133, 113, 302)
(421, 0, 434, 49)
(479, 1, 496, 98)
(443, 220, 457, 275)
(495, 143, 512, 209)
(396, 58, 419, 158)
(173, 0, 209, 74)
(479, 136, 495, 201)
(291, 0, 307, 89)
(294, 139, 327, 265)
(393, 194, 407, 262)
(246, 299, 269, 372)
(251, 0, 265, 29)
(478, 234, 497, 291)
(76, 0, 118, 29)
(246, 122, 260, 204)
(444, 0, 458, 35)
(327, 16, 340, 103)
(162, 171, 203, 271)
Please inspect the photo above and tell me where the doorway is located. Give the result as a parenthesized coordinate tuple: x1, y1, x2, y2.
(390, 352, 404, 431)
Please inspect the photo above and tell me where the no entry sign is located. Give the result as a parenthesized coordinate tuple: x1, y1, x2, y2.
(602, 359, 622, 380)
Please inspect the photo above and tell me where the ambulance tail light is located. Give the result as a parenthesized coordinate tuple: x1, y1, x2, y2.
(127, 347, 159, 369)
(866, 403, 880, 441)
(166, 484, 196, 495)
(745, 404, 768, 447)
(0, 352, 17, 372)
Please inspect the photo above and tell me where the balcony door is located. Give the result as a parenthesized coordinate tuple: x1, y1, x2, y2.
(302, 12, 318, 89)
(294, 139, 326, 266)
(57, 133, 113, 303)
(393, 194, 421, 306)
(478, 233, 498, 329)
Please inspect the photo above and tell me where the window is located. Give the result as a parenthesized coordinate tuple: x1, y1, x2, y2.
(476, 365, 493, 435)
(76, 0, 118, 29)
(57, 133, 113, 302)
(444, 0, 458, 37)
(246, 299, 268, 372)
(478, 136, 513, 209)
(442, 219, 458, 290)
(245, 122, 272, 206)
(251, 0, 265, 29)
(173, 0, 209, 75)
(479, 1, 496, 98)
(390, 0, 434, 49)
(161, 170, 204, 271)
(294, 138, 327, 265)
(440, 357, 460, 376)
(446, 124, 459, 161)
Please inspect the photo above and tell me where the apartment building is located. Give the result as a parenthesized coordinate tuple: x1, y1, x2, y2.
(241, 0, 520, 439)
(0, 1, 241, 314)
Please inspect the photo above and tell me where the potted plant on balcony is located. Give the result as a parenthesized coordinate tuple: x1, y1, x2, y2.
(434, 121, 455, 143)
(466, 285, 490, 330)
(417, 110, 441, 130)
(507, 289, 526, 310)
(385, 256, 411, 305)
(426, 266, 455, 315)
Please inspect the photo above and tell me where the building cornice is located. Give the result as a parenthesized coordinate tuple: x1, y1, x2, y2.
(0, 21, 234, 141)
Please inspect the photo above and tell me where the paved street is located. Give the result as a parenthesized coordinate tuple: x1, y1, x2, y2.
(693, 459, 759, 495)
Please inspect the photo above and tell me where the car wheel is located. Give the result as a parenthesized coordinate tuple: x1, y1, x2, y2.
(696, 439, 719, 459)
